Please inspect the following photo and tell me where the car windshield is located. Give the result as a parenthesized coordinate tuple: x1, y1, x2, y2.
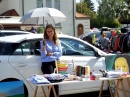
(60, 38, 95, 56)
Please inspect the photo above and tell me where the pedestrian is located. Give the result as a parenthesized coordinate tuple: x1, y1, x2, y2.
(31, 26, 37, 34)
(40, 25, 62, 97)
(110, 30, 116, 41)
(99, 31, 111, 52)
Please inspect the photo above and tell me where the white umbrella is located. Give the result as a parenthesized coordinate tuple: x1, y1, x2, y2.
(19, 7, 67, 26)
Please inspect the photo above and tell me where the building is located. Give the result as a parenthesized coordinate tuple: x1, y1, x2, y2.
(0, 0, 90, 37)
(75, 12, 90, 37)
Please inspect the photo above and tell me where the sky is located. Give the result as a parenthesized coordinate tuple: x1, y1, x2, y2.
(76, 0, 99, 12)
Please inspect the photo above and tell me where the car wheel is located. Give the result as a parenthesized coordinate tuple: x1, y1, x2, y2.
(0, 78, 28, 97)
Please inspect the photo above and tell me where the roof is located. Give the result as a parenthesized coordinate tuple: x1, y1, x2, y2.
(0, 9, 19, 16)
(76, 12, 90, 18)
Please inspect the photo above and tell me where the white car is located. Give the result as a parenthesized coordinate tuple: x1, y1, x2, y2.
(0, 34, 109, 97)
(0, 30, 33, 37)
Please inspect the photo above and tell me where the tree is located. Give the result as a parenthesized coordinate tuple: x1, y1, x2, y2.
(83, 0, 95, 12)
(36, 26, 44, 33)
(76, 2, 92, 15)
(97, 0, 123, 20)
(76, 1, 98, 28)
(96, 0, 123, 27)
(119, 0, 130, 22)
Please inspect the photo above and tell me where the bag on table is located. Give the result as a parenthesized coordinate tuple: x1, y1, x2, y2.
(43, 73, 66, 83)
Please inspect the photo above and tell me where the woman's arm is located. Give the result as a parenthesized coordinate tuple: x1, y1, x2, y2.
(53, 40, 62, 58)
(40, 40, 47, 58)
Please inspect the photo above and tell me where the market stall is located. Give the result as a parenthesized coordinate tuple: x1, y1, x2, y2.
(27, 59, 130, 97)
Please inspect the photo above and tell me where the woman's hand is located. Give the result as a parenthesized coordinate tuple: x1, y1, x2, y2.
(47, 52, 54, 56)
(42, 39, 46, 51)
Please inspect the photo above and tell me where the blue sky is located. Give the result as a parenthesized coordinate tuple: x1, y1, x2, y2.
(76, 0, 99, 11)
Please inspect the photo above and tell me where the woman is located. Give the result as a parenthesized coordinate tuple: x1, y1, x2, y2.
(40, 25, 62, 97)
(99, 31, 111, 52)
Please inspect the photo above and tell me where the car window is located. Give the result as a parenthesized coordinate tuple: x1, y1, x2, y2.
(13, 41, 30, 55)
(16, 33, 29, 35)
(13, 40, 41, 55)
(0, 33, 5, 37)
(1, 33, 16, 36)
(0, 42, 19, 55)
(59, 38, 95, 56)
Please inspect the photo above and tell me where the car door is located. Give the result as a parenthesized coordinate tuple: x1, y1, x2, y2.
(59, 37, 107, 94)
(8, 39, 43, 91)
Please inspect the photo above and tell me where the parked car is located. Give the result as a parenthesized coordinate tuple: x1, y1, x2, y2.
(0, 34, 111, 97)
(0, 30, 33, 37)
(79, 31, 112, 49)
(79, 31, 111, 40)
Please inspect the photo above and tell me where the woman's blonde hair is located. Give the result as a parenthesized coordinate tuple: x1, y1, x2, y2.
(44, 25, 58, 46)
(102, 31, 107, 37)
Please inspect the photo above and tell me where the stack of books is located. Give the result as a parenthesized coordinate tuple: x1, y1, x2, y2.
(56, 60, 68, 74)
(75, 65, 90, 76)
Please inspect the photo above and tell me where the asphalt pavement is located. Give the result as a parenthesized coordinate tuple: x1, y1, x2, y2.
(60, 90, 111, 97)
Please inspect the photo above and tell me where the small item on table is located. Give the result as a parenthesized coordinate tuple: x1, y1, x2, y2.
(64, 74, 77, 81)
(81, 75, 90, 81)
(90, 70, 102, 80)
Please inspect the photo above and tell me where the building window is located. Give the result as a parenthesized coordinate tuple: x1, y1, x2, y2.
(37, 0, 43, 8)
(54, 0, 60, 10)
(54, 0, 60, 26)
(46, 0, 52, 8)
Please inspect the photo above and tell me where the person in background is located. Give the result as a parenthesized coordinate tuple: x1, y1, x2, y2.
(40, 25, 62, 97)
(92, 34, 96, 44)
(110, 30, 117, 41)
(99, 31, 111, 52)
(31, 26, 37, 34)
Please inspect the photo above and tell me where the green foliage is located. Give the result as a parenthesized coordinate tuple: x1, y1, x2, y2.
(36, 26, 44, 34)
(97, 0, 130, 25)
(76, 0, 126, 28)
(76, 2, 91, 15)
(83, 0, 95, 11)
(76, 1, 97, 17)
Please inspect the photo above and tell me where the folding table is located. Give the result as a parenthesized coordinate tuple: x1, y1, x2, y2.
(30, 77, 130, 97)
(99, 77, 130, 97)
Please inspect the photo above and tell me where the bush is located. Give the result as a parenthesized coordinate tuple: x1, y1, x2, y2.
(36, 26, 44, 33)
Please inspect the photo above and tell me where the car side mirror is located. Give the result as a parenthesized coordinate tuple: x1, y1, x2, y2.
(94, 50, 102, 57)
(96, 50, 107, 57)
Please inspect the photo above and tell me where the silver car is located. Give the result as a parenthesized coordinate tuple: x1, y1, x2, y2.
(0, 34, 110, 97)
(0, 30, 33, 37)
